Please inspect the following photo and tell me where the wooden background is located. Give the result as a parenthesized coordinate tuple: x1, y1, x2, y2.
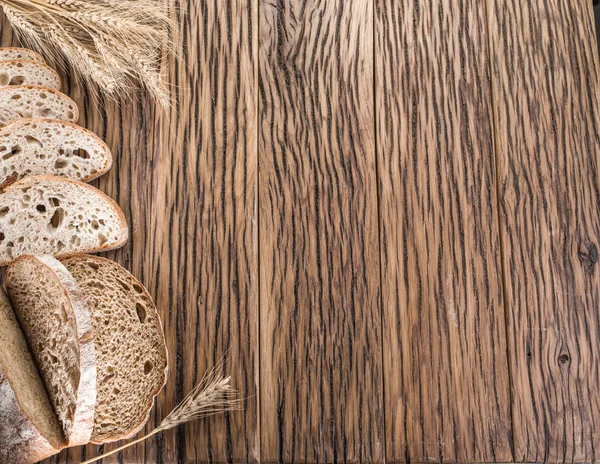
(1, 0, 600, 462)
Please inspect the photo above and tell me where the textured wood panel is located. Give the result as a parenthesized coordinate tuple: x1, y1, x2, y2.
(376, 1, 513, 462)
(258, 0, 383, 462)
(1, 0, 259, 462)
(488, 1, 600, 462)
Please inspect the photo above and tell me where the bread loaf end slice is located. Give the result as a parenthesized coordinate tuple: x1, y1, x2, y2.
(0, 48, 45, 64)
(61, 255, 168, 444)
(0, 118, 112, 187)
(0, 60, 61, 90)
(0, 175, 128, 265)
(0, 85, 78, 128)
(5, 254, 97, 446)
(0, 286, 65, 463)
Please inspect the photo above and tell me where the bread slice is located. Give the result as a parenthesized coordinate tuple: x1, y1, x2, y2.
(0, 175, 128, 265)
(0, 85, 78, 128)
(0, 60, 61, 90)
(0, 118, 112, 187)
(0, 286, 65, 463)
(0, 48, 45, 64)
(5, 255, 96, 447)
(60, 255, 168, 444)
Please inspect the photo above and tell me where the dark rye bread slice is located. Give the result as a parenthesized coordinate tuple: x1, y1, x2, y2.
(0, 60, 61, 90)
(0, 175, 128, 266)
(0, 85, 78, 128)
(61, 255, 168, 444)
(0, 48, 45, 64)
(0, 286, 64, 463)
(5, 255, 97, 447)
(0, 119, 112, 187)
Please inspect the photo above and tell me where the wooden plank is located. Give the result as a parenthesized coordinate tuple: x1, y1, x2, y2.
(258, 1, 383, 462)
(1, 0, 259, 461)
(147, 0, 259, 462)
(375, 1, 513, 462)
(488, 1, 600, 461)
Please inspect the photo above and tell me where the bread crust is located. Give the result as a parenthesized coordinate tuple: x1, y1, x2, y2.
(61, 255, 168, 444)
(0, 367, 63, 464)
(0, 174, 129, 265)
(6, 255, 97, 447)
(0, 48, 45, 64)
(0, 60, 61, 90)
(0, 118, 113, 188)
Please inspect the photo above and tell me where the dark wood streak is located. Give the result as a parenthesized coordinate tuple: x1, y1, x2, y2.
(259, 1, 383, 462)
(0, 0, 259, 462)
(488, 1, 600, 462)
(376, 0, 513, 462)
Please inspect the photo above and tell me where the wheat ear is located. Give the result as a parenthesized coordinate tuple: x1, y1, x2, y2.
(0, 0, 175, 106)
(81, 363, 243, 464)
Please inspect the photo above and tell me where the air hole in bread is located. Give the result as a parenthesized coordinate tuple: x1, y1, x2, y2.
(0, 73, 8, 86)
(98, 233, 108, 246)
(54, 158, 68, 169)
(67, 111, 74, 120)
(41, 108, 52, 117)
(3, 144, 21, 160)
(0, 207, 9, 217)
(39, 93, 47, 99)
(144, 361, 153, 375)
(57, 240, 65, 251)
(87, 262, 99, 271)
(0, 232, 4, 243)
(9, 76, 25, 85)
(133, 283, 143, 294)
(73, 148, 90, 159)
(10, 94, 21, 100)
(49, 197, 60, 207)
(24, 135, 43, 148)
(115, 278, 129, 292)
(36, 204, 46, 213)
(136, 303, 146, 323)
(49, 207, 64, 229)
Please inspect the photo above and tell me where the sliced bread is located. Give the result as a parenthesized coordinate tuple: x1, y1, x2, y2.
(0, 286, 64, 463)
(0, 119, 112, 187)
(61, 255, 168, 444)
(5, 255, 97, 447)
(0, 60, 61, 90)
(0, 85, 78, 128)
(0, 48, 45, 64)
(0, 175, 128, 265)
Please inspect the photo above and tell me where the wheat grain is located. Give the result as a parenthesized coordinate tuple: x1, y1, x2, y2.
(0, 0, 175, 106)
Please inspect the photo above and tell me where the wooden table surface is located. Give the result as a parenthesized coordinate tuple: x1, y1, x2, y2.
(2, 0, 600, 463)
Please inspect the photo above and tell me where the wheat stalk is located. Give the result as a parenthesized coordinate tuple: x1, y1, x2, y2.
(0, 0, 175, 106)
(81, 360, 243, 464)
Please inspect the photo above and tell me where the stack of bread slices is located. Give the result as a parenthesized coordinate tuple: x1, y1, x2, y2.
(0, 48, 168, 464)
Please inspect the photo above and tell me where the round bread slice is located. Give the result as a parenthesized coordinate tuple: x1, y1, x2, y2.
(0, 60, 61, 90)
(0, 286, 65, 463)
(0, 175, 128, 266)
(0, 85, 78, 128)
(0, 118, 112, 187)
(5, 255, 97, 447)
(0, 48, 45, 64)
(60, 255, 168, 444)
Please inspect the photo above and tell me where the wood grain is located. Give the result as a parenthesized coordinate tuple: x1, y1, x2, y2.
(375, 1, 513, 462)
(488, 1, 600, 462)
(1, 0, 259, 462)
(258, 0, 383, 462)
